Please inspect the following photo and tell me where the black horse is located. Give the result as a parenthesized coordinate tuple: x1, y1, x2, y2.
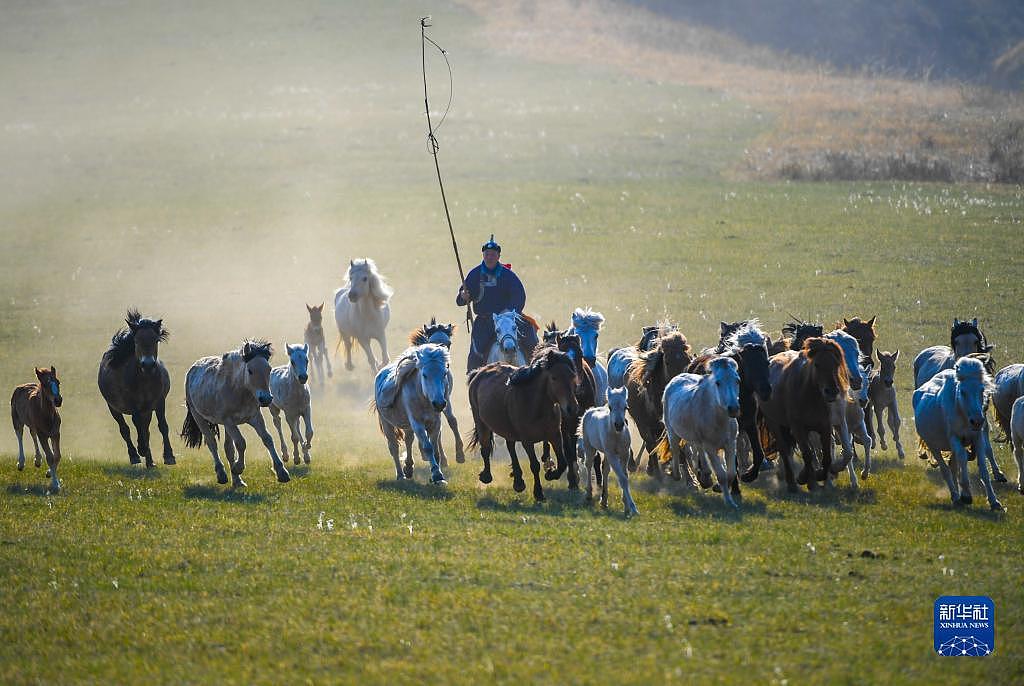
(98, 309, 175, 467)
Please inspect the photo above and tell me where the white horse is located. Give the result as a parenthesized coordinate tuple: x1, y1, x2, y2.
(661, 357, 742, 508)
(865, 350, 906, 460)
(570, 307, 608, 405)
(578, 387, 637, 516)
(607, 347, 638, 389)
(992, 363, 1024, 442)
(334, 258, 391, 373)
(487, 310, 528, 367)
(913, 357, 1002, 510)
(269, 344, 314, 466)
(182, 340, 290, 487)
(1011, 395, 1024, 494)
(373, 344, 452, 484)
(409, 319, 465, 464)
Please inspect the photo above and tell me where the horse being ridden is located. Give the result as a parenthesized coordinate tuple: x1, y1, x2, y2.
(408, 318, 465, 464)
(334, 258, 392, 374)
(304, 303, 332, 383)
(457, 235, 539, 374)
(181, 340, 290, 487)
(11, 367, 63, 492)
(269, 344, 314, 466)
(97, 309, 175, 468)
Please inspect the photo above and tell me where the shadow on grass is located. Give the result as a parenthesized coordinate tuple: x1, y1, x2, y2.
(284, 464, 312, 479)
(182, 484, 268, 504)
(475, 487, 584, 516)
(6, 482, 55, 497)
(923, 501, 1008, 521)
(376, 478, 454, 501)
(102, 464, 164, 480)
(668, 494, 780, 521)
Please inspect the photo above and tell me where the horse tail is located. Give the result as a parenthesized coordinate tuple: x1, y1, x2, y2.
(655, 432, 673, 464)
(334, 337, 343, 357)
(180, 408, 217, 449)
(467, 425, 481, 452)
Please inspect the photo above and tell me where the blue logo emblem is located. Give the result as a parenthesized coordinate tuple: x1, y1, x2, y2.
(934, 596, 994, 656)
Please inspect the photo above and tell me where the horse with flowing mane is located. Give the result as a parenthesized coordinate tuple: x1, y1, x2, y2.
(407, 318, 464, 464)
(334, 258, 392, 373)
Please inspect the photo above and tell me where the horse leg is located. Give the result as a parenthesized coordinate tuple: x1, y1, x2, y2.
(774, 425, 798, 493)
(793, 429, 821, 490)
(301, 408, 314, 464)
(873, 403, 887, 451)
(740, 419, 767, 483)
(14, 418, 25, 471)
(322, 341, 333, 378)
(930, 447, 959, 504)
(287, 412, 303, 466)
(982, 421, 1007, 483)
(192, 411, 227, 484)
(155, 398, 176, 465)
(1012, 432, 1024, 494)
(376, 333, 389, 367)
(433, 421, 448, 469)
(581, 439, 595, 503)
(403, 430, 415, 478)
(342, 335, 355, 371)
(973, 433, 1003, 511)
(857, 418, 871, 481)
(888, 403, 905, 460)
(411, 417, 445, 484)
(357, 338, 378, 373)
(222, 422, 248, 488)
(41, 435, 60, 493)
(609, 450, 638, 516)
(600, 449, 612, 509)
(508, 441, 526, 493)
(540, 442, 554, 472)
(108, 405, 140, 465)
(247, 412, 290, 483)
(29, 428, 42, 468)
(443, 403, 465, 463)
(382, 422, 403, 480)
(521, 442, 545, 502)
(222, 432, 237, 482)
(131, 410, 155, 469)
(563, 422, 580, 490)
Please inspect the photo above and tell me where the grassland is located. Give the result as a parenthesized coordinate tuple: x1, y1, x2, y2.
(0, 1, 1022, 683)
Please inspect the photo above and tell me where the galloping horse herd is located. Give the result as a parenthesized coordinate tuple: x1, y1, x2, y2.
(9, 257, 1024, 517)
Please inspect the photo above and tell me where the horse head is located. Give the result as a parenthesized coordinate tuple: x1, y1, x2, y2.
(543, 321, 560, 345)
(840, 315, 877, 359)
(950, 317, 991, 359)
(414, 344, 450, 412)
(493, 310, 521, 362)
(708, 356, 741, 418)
(35, 366, 62, 408)
(345, 258, 392, 305)
(657, 331, 692, 381)
(954, 356, 993, 431)
(126, 308, 167, 372)
(410, 317, 455, 348)
(607, 386, 628, 432)
(241, 339, 274, 407)
(726, 320, 772, 402)
(803, 338, 848, 403)
(571, 307, 605, 367)
(825, 329, 863, 391)
(783, 318, 824, 351)
(555, 331, 584, 371)
(306, 303, 324, 326)
(286, 343, 310, 384)
(876, 350, 899, 388)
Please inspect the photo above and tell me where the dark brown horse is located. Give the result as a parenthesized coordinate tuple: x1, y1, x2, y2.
(536, 328, 597, 486)
(839, 316, 877, 361)
(468, 348, 579, 502)
(625, 330, 692, 477)
(11, 367, 63, 492)
(97, 310, 175, 468)
(753, 338, 852, 491)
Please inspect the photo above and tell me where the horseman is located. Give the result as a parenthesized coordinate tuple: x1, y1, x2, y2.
(456, 235, 539, 373)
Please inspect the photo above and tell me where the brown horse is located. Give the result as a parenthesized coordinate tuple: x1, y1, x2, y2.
(304, 303, 332, 383)
(11, 367, 63, 492)
(752, 338, 852, 491)
(839, 316, 877, 361)
(468, 348, 579, 502)
(625, 330, 692, 477)
(536, 328, 597, 486)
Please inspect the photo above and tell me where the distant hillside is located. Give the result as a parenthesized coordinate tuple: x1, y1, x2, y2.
(627, 0, 1024, 88)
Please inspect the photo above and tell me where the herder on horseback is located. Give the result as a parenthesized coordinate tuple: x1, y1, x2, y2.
(456, 235, 539, 373)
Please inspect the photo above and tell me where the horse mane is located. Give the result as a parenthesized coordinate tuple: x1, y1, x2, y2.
(571, 307, 605, 332)
(782, 318, 823, 349)
(102, 308, 169, 367)
(413, 343, 450, 370)
(950, 318, 989, 352)
(634, 321, 676, 350)
(724, 319, 767, 353)
(955, 356, 995, 392)
(508, 348, 574, 386)
(520, 313, 540, 332)
(408, 317, 455, 347)
(241, 339, 273, 362)
(543, 321, 561, 343)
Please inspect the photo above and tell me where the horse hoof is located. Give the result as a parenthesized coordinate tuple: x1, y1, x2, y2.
(512, 479, 526, 493)
(431, 473, 447, 485)
(402, 466, 414, 479)
(216, 470, 229, 485)
(327, 370, 333, 378)
(796, 470, 808, 485)
(276, 469, 291, 484)
(455, 453, 466, 464)
(959, 493, 973, 505)
(534, 492, 546, 503)
(544, 469, 559, 482)
(145, 460, 156, 470)
(304, 456, 311, 465)
(345, 363, 354, 371)
(163, 455, 176, 466)
(740, 469, 758, 483)
(711, 483, 722, 493)
(293, 457, 301, 466)
(995, 473, 1008, 484)
(232, 478, 247, 489)
(990, 500, 1004, 512)
(478, 471, 492, 485)
(17, 463, 24, 471)
(129, 456, 142, 465)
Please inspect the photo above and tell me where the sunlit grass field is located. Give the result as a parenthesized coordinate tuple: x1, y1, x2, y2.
(1, 1, 1022, 683)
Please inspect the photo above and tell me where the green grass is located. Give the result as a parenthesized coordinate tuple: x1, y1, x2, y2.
(1, 1, 1023, 683)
